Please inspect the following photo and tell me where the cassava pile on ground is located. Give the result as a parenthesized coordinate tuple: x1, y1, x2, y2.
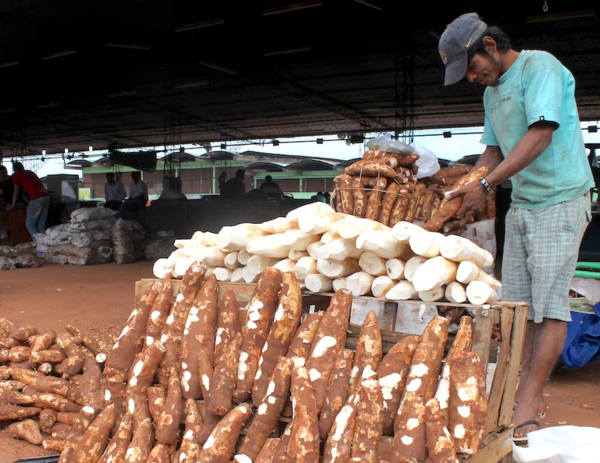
(1, 262, 488, 463)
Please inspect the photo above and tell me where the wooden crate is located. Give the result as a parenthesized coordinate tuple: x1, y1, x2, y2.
(135, 279, 527, 463)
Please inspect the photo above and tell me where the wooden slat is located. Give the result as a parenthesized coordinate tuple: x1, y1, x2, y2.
(382, 301, 398, 331)
(458, 427, 513, 463)
(485, 308, 515, 434)
(472, 307, 494, 377)
(499, 304, 529, 426)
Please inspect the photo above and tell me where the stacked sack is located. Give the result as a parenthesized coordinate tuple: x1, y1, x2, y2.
(0, 265, 489, 462)
(0, 242, 40, 270)
(155, 201, 501, 305)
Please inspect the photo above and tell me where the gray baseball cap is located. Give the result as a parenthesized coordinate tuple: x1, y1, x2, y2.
(439, 13, 487, 86)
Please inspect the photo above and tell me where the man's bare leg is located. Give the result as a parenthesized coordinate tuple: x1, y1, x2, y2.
(512, 319, 567, 438)
(514, 321, 537, 405)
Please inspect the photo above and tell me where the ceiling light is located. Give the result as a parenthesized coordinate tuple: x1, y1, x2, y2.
(105, 43, 151, 51)
(107, 90, 137, 98)
(443, 131, 452, 138)
(65, 148, 69, 154)
(199, 61, 237, 76)
(89, 146, 93, 152)
(352, 0, 383, 11)
(316, 138, 324, 144)
(264, 46, 311, 57)
(175, 80, 210, 89)
(589, 125, 598, 133)
(42, 50, 77, 61)
(0, 108, 17, 114)
(220, 143, 227, 150)
(262, 0, 322, 16)
(175, 18, 225, 32)
(42, 150, 46, 156)
(37, 102, 60, 109)
(0, 61, 19, 68)
(350, 134, 364, 144)
(524, 10, 597, 23)
(273, 140, 280, 146)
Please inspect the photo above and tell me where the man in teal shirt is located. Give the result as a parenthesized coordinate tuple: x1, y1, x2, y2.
(439, 14, 593, 442)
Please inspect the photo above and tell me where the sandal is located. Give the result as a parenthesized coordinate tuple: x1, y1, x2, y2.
(512, 420, 540, 446)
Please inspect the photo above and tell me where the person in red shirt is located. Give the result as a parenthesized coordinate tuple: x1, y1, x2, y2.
(7, 162, 50, 238)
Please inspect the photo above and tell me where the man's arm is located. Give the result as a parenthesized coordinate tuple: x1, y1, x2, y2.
(475, 145, 503, 171)
(8, 185, 20, 210)
(448, 123, 554, 216)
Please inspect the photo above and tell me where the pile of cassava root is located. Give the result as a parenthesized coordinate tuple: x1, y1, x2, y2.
(155, 202, 501, 305)
(1, 263, 488, 463)
(334, 154, 496, 233)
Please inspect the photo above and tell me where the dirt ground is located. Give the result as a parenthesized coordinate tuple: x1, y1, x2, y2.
(1, 262, 599, 462)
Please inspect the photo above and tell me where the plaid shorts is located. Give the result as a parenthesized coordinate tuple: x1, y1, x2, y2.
(502, 192, 591, 323)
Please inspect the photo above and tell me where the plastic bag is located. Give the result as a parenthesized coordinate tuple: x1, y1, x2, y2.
(0, 256, 16, 270)
(367, 136, 414, 155)
(71, 207, 116, 224)
(410, 142, 441, 179)
(70, 218, 117, 232)
(112, 219, 135, 265)
(512, 426, 600, 462)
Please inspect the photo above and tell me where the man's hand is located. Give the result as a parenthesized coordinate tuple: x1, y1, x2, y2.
(445, 181, 488, 217)
(5, 205, 13, 212)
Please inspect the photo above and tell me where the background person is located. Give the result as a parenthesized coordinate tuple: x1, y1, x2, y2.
(118, 171, 148, 215)
(220, 169, 246, 199)
(259, 175, 284, 200)
(104, 172, 126, 211)
(7, 162, 50, 237)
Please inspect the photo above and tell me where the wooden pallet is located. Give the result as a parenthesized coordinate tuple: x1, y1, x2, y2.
(135, 279, 528, 463)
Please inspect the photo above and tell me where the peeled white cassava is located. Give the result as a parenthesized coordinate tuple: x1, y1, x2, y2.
(317, 238, 362, 261)
(385, 280, 418, 300)
(153, 258, 174, 279)
(289, 250, 309, 261)
(404, 256, 428, 282)
(411, 256, 458, 292)
(246, 233, 292, 258)
(287, 202, 334, 221)
(332, 278, 347, 292)
(418, 287, 446, 302)
(224, 252, 240, 270)
(201, 232, 219, 247)
(305, 274, 333, 293)
(238, 250, 250, 265)
(409, 231, 446, 258)
(298, 211, 346, 235)
(273, 259, 298, 273)
(200, 247, 227, 267)
(466, 281, 498, 305)
(346, 272, 376, 297)
(175, 239, 191, 249)
(173, 257, 193, 278)
(440, 235, 494, 268)
(316, 258, 360, 279)
(358, 252, 388, 276)
(214, 268, 232, 282)
(445, 282, 467, 303)
(307, 241, 326, 260)
(391, 221, 425, 243)
(356, 231, 407, 259)
(330, 217, 391, 239)
(260, 217, 299, 233)
(456, 261, 502, 290)
(231, 267, 245, 283)
(372, 276, 397, 298)
(282, 230, 321, 250)
(242, 266, 260, 284)
(386, 259, 405, 280)
(217, 224, 270, 252)
(294, 257, 318, 280)
(247, 255, 280, 274)
(321, 231, 341, 244)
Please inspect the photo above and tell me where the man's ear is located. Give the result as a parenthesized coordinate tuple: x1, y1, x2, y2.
(482, 36, 497, 54)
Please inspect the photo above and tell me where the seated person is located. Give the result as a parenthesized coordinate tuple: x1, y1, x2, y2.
(310, 191, 327, 203)
(118, 171, 148, 215)
(104, 172, 126, 211)
(220, 169, 246, 199)
(259, 175, 284, 200)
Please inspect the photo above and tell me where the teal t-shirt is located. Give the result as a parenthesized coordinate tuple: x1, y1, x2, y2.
(480, 50, 594, 210)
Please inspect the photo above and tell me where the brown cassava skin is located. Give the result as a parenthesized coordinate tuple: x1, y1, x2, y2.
(365, 184, 386, 221)
(39, 408, 58, 428)
(155, 366, 183, 445)
(56, 333, 85, 378)
(305, 289, 352, 413)
(445, 317, 474, 366)
(5, 419, 43, 445)
(423, 167, 489, 232)
(214, 290, 241, 366)
(0, 404, 41, 420)
(181, 274, 218, 400)
(425, 398, 458, 463)
(287, 367, 320, 463)
(147, 386, 166, 422)
(0, 349, 9, 364)
(80, 349, 103, 410)
(389, 195, 411, 228)
(32, 392, 82, 413)
(238, 357, 293, 461)
(43, 438, 67, 452)
(103, 366, 128, 419)
(144, 276, 173, 348)
(429, 166, 472, 185)
(71, 404, 117, 463)
(319, 348, 355, 440)
(323, 392, 360, 463)
(157, 263, 206, 387)
(448, 351, 487, 455)
(252, 271, 302, 407)
(419, 187, 438, 222)
(392, 317, 449, 463)
(184, 398, 203, 441)
(197, 403, 253, 463)
(271, 425, 292, 463)
(378, 182, 401, 226)
(106, 281, 160, 375)
(45, 423, 74, 441)
(407, 184, 427, 223)
(0, 389, 36, 405)
(430, 195, 442, 222)
(209, 332, 241, 416)
(32, 330, 57, 353)
(30, 350, 66, 365)
(97, 413, 133, 463)
(8, 346, 32, 363)
(124, 418, 154, 463)
(334, 175, 355, 214)
(281, 312, 324, 417)
(349, 311, 383, 393)
(0, 318, 15, 335)
(234, 267, 282, 403)
(9, 368, 70, 396)
(147, 443, 177, 463)
(126, 390, 151, 436)
(254, 438, 279, 463)
(0, 335, 22, 349)
(178, 400, 203, 463)
(127, 340, 166, 393)
(65, 325, 104, 358)
(377, 336, 420, 436)
(351, 369, 384, 463)
(345, 160, 397, 178)
(396, 154, 420, 167)
(10, 324, 38, 342)
(197, 408, 222, 446)
(0, 380, 26, 391)
(360, 176, 389, 188)
(352, 177, 367, 218)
